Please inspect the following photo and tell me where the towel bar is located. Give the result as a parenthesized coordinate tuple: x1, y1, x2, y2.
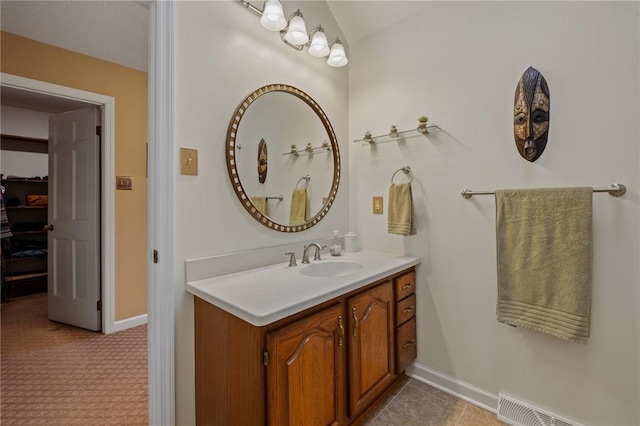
(461, 183, 626, 199)
(266, 195, 284, 201)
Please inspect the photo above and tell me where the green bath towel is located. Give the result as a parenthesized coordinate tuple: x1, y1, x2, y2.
(495, 187, 593, 343)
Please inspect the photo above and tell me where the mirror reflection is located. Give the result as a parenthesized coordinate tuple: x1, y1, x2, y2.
(226, 84, 340, 232)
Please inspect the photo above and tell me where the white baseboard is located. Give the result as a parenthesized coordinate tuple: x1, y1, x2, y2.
(113, 313, 148, 332)
(408, 363, 499, 413)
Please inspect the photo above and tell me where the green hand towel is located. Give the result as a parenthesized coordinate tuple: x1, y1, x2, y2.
(289, 188, 307, 226)
(388, 183, 416, 236)
(495, 187, 593, 343)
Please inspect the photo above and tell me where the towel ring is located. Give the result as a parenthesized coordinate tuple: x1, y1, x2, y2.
(391, 166, 413, 185)
(296, 175, 311, 189)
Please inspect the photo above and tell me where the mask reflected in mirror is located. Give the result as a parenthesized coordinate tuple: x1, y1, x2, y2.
(257, 138, 268, 184)
(514, 67, 550, 162)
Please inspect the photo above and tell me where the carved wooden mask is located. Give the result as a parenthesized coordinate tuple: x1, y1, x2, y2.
(514, 67, 550, 162)
(257, 138, 268, 183)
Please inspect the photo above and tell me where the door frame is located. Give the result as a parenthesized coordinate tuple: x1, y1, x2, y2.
(0, 72, 117, 334)
(147, 1, 175, 424)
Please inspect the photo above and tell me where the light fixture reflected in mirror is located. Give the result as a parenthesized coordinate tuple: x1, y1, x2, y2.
(239, 0, 348, 67)
(259, 0, 286, 31)
(327, 39, 348, 67)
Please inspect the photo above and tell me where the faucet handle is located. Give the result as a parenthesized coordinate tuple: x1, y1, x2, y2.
(314, 245, 327, 261)
(285, 252, 297, 267)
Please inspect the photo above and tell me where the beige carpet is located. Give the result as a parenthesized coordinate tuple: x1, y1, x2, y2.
(1, 293, 148, 425)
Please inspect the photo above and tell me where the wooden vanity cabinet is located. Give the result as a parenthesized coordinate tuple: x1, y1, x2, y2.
(266, 303, 345, 426)
(347, 281, 394, 418)
(194, 267, 416, 426)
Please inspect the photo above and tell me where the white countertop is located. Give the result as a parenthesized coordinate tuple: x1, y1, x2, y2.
(186, 250, 420, 326)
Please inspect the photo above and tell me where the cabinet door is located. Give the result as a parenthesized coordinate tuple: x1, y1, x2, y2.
(347, 281, 395, 417)
(267, 303, 345, 426)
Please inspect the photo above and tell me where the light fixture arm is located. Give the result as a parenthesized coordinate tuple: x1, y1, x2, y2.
(239, 0, 264, 17)
(279, 31, 305, 51)
(279, 24, 323, 51)
(327, 37, 341, 47)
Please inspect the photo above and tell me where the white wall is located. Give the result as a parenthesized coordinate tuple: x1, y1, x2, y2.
(0, 105, 49, 177)
(349, 2, 639, 425)
(174, 1, 348, 424)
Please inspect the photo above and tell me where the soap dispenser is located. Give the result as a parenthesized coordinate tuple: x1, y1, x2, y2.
(330, 231, 342, 256)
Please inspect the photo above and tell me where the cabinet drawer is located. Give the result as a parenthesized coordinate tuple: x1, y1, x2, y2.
(394, 271, 415, 301)
(395, 293, 416, 326)
(396, 317, 417, 373)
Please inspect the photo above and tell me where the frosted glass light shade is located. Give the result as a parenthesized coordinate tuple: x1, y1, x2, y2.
(308, 28, 330, 57)
(284, 11, 309, 45)
(327, 41, 348, 67)
(260, 0, 286, 31)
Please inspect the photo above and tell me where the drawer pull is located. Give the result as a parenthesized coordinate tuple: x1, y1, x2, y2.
(338, 316, 344, 347)
(402, 306, 414, 315)
(403, 339, 416, 349)
(352, 307, 359, 337)
(401, 282, 414, 290)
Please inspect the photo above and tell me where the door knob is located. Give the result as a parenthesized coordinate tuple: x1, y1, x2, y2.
(43, 224, 54, 231)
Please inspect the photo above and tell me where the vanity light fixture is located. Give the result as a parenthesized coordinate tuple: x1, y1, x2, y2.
(283, 9, 309, 45)
(327, 39, 348, 67)
(239, 0, 348, 67)
(308, 26, 330, 58)
(259, 0, 286, 31)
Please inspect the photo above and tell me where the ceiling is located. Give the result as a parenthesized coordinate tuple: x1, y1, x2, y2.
(0, 1, 430, 111)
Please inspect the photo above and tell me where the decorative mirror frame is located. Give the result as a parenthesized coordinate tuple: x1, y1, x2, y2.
(226, 84, 341, 232)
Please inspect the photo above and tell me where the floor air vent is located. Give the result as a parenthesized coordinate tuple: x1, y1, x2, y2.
(497, 394, 583, 426)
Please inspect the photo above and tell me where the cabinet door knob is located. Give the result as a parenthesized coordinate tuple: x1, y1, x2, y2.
(337, 316, 344, 347)
(43, 224, 54, 231)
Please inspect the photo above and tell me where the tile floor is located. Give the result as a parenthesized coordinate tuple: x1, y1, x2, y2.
(362, 376, 504, 426)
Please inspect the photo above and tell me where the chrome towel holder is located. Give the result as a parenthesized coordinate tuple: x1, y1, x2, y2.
(296, 175, 311, 189)
(461, 183, 626, 198)
(391, 165, 414, 185)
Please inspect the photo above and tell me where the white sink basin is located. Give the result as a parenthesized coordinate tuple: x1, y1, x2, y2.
(299, 261, 363, 278)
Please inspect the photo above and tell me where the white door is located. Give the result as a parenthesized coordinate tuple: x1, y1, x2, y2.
(47, 106, 101, 331)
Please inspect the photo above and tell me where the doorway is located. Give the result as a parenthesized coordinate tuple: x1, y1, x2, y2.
(1, 74, 118, 332)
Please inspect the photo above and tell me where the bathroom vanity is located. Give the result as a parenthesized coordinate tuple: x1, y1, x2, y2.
(187, 250, 419, 425)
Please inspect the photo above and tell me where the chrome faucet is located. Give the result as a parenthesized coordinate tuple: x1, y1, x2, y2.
(302, 243, 325, 264)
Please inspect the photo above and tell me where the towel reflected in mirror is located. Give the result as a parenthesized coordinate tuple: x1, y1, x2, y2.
(289, 189, 308, 226)
(250, 197, 267, 215)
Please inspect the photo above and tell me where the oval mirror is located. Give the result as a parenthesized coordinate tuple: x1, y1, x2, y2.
(226, 84, 340, 232)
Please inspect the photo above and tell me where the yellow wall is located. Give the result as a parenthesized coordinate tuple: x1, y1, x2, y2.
(1, 31, 148, 321)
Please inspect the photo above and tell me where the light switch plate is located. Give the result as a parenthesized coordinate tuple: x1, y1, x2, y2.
(373, 196, 383, 214)
(180, 148, 198, 175)
(116, 176, 133, 190)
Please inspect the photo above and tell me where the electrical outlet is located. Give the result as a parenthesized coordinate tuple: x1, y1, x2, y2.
(180, 148, 198, 175)
(373, 196, 383, 214)
(116, 176, 133, 190)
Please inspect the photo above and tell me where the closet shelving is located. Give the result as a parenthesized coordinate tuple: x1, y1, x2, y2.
(1, 134, 49, 298)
